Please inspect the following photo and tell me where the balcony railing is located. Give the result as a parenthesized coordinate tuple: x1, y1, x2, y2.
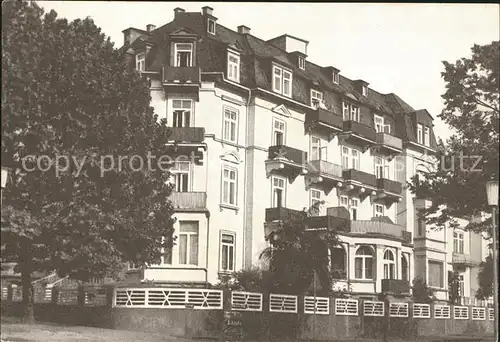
(167, 127, 205, 143)
(376, 132, 403, 151)
(308, 206, 350, 231)
(308, 160, 343, 179)
(381, 279, 410, 295)
(307, 108, 343, 130)
(377, 178, 403, 195)
(162, 66, 200, 84)
(168, 192, 207, 211)
(349, 220, 411, 243)
(452, 253, 480, 266)
(268, 145, 307, 166)
(265, 207, 305, 222)
(342, 169, 377, 188)
(343, 121, 376, 142)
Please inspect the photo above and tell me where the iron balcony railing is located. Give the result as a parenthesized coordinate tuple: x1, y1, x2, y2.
(375, 132, 403, 151)
(268, 145, 307, 166)
(162, 66, 201, 84)
(343, 121, 377, 142)
(167, 127, 205, 143)
(168, 192, 207, 211)
(377, 178, 403, 195)
(349, 220, 412, 244)
(342, 169, 377, 188)
(452, 253, 480, 266)
(307, 108, 343, 130)
(308, 160, 343, 179)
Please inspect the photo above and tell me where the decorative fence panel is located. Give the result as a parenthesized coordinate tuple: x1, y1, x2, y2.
(58, 289, 78, 305)
(434, 305, 450, 319)
(304, 296, 330, 315)
(231, 291, 263, 312)
(114, 288, 222, 309)
(363, 300, 384, 316)
(269, 294, 297, 313)
(471, 307, 486, 320)
(1, 287, 8, 300)
(413, 303, 431, 318)
(389, 302, 409, 317)
(453, 306, 469, 320)
(334, 298, 358, 316)
(34, 287, 52, 303)
(489, 308, 494, 321)
(84, 288, 107, 307)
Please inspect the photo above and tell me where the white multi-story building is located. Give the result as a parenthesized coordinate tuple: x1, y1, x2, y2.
(118, 6, 488, 301)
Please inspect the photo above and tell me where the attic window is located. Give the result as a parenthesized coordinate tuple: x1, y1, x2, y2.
(136, 52, 145, 71)
(298, 56, 305, 70)
(208, 19, 216, 35)
(362, 85, 368, 96)
(333, 72, 339, 84)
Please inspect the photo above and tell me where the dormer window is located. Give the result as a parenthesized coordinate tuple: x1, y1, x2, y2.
(362, 85, 368, 96)
(333, 72, 340, 84)
(343, 102, 359, 122)
(207, 18, 216, 35)
(310, 89, 323, 107)
(298, 56, 305, 70)
(272, 64, 292, 98)
(227, 51, 240, 82)
(136, 52, 145, 71)
(174, 43, 193, 67)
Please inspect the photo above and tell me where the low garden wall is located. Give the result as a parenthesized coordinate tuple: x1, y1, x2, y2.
(1, 285, 495, 340)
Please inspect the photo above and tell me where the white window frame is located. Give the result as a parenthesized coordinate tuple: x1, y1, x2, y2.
(349, 198, 359, 220)
(355, 246, 374, 280)
(424, 126, 430, 146)
(174, 43, 193, 67)
(223, 106, 238, 143)
(458, 273, 465, 297)
(350, 105, 360, 122)
(310, 189, 321, 215)
(428, 260, 444, 288)
(220, 231, 235, 272)
(136, 52, 145, 71)
(207, 18, 216, 35)
(340, 146, 361, 170)
(417, 124, 423, 144)
(310, 136, 326, 161)
(221, 166, 238, 207)
(374, 204, 384, 217)
(172, 99, 193, 127)
(453, 231, 464, 254)
(271, 176, 286, 208)
(362, 85, 368, 96)
(227, 51, 240, 82)
(383, 249, 396, 280)
(374, 115, 384, 133)
(178, 221, 199, 266)
(272, 65, 293, 98)
(298, 56, 305, 70)
(351, 149, 360, 170)
(342, 102, 350, 121)
(333, 72, 339, 84)
(170, 160, 191, 192)
(310, 89, 323, 107)
(272, 118, 286, 146)
(343, 101, 359, 122)
(340, 195, 349, 209)
(375, 157, 384, 179)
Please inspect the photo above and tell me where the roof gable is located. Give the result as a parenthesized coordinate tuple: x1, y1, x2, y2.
(272, 104, 292, 118)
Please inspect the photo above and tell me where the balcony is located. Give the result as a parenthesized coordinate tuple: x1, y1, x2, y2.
(341, 121, 376, 150)
(381, 279, 410, 296)
(376, 178, 403, 203)
(167, 127, 205, 144)
(374, 132, 403, 156)
(305, 108, 343, 138)
(168, 192, 207, 212)
(307, 206, 350, 232)
(452, 253, 480, 267)
(265, 207, 305, 222)
(349, 220, 412, 244)
(342, 169, 377, 194)
(162, 66, 200, 85)
(307, 160, 343, 188)
(266, 145, 308, 180)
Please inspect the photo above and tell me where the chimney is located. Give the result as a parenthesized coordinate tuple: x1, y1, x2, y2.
(146, 24, 156, 32)
(237, 25, 251, 35)
(174, 7, 185, 18)
(122, 28, 143, 46)
(202, 6, 213, 16)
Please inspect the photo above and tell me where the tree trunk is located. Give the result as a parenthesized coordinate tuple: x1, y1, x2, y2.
(20, 239, 34, 324)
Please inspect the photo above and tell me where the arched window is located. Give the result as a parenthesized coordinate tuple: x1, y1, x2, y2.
(329, 246, 346, 279)
(401, 254, 409, 281)
(383, 249, 396, 279)
(355, 246, 374, 280)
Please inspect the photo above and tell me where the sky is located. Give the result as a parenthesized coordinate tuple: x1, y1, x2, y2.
(38, 2, 500, 142)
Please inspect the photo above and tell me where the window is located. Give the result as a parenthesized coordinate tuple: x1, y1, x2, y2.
(227, 52, 240, 82)
(453, 231, 464, 254)
(273, 119, 286, 146)
(179, 221, 199, 266)
(170, 160, 190, 192)
(340, 195, 358, 220)
(174, 43, 193, 67)
(272, 176, 286, 208)
(330, 247, 346, 279)
(341, 147, 349, 169)
(424, 127, 430, 146)
(222, 167, 237, 206)
(428, 260, 444, 288)
(351, 105, 360, 122)
(375, 157, 384, 179)
(311, 137, 326, 161)
(310, 189, 321, 216)
(417, 124, 423, 144)
(207, 18, 216, 34)
(136, 52, 145, 71)
(340, 146, 360, 170)
(374, 204, 384, 217)
(310, 89, 323, 107)
(383, 249, 396, 279)
(374, 115, 384, 133)
(340, 195, 349, 208)
(298, 56, 305, 70)
(272, 65, 292, 98)
(220, 233, 235, 272)
(223, 107, 238, 143)
(355, 246, 374, 279)
(402, 254, 409, 281)
(342, 102, 359, 122)
(172, 100, 192, 127)
(362, 85, 368, 96)
(458, 273, 465, 297)
(333, 72, 339, 84)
